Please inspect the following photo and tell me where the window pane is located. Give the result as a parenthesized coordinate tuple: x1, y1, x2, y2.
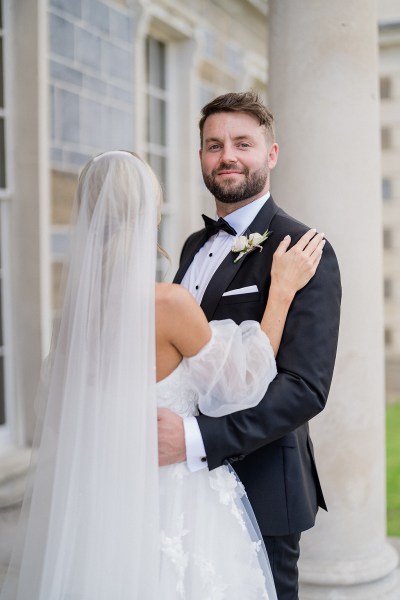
(382, 178, 392, 200)
(0, 37, 3, 109)
(0, 355, 5, 425)
(0, 117, 5, 188)
(381, 127, 391, 150)
(384, 278, 393, 299)
(383, 228, 393, 250)
(147, 152, 167, 189)
(146, 38, 166, 89)
(0, 281, 3, 347)
(380, 77, 391, 100)
(147, 96, 166, 146)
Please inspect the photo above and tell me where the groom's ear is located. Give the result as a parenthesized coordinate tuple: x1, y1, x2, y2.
(199, 148, 203, 161)
(267, 143, 279, 169)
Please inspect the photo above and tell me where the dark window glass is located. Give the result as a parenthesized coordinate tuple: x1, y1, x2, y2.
(0, 38, 3, 109)
(147, 153, 166, 189)
(147, 96, 166, 146)
(0, 355, 5, 425)
(381, 127, 391, 150)
(146, 38, 166, 89)
(383, 228, 393, 250)
(382, 178, 392, 201)
(384, 278, 393, 299)
(0, 117, 5, 188)
(380, 77, 391, 100)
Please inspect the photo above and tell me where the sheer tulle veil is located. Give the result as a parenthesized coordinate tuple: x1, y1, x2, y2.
(1, 151, 161, 599)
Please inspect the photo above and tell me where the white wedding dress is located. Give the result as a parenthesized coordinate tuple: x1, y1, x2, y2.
(157, 320, 278, 600)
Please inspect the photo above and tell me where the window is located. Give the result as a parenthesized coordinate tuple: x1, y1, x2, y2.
(145, 36, 169, 279)
(385, 328, 393, 346)
(0, 0, 13, 442)
(382, 178, 392, 201)
(380, 77, 391, 100)
(384, 278, 393, 299)
(381, 127, 391, 150)
(383, 228, 393, 250)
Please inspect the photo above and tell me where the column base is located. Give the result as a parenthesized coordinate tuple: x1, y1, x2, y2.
(299, 542, 399, 586)
(299, 541, 400, 599)
(300, 567, 400, 599)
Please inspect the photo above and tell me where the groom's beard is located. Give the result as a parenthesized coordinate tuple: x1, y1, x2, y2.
(202, 162, 269, 204)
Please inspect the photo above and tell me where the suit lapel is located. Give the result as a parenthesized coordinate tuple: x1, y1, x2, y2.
(200, 197, 280, 320)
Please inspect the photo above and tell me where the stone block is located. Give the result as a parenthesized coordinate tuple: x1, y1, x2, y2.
(50, 0, 82, 19)
(50, 60, 82, 86)
(81, 96, 104, 147)
(49, 14, 75, 60)
(108, 83, 132, 104)
(76, 27, 102, 71)
(109, 8, 133, 43)
(58, 89, 80, 144)
(102, 40, 133, 82)
(82, 0, 109, 35)
(82, 73, 107, 95)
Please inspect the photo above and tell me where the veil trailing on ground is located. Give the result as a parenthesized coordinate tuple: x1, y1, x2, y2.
(1, 151, 160, 599)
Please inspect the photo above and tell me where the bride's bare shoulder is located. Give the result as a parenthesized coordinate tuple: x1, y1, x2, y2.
(155, 283, 196, 315)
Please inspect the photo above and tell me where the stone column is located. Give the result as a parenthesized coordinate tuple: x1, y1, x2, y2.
(268, 1, 400, 597)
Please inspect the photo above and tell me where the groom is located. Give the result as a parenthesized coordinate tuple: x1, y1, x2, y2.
(158, 91, 341, 599)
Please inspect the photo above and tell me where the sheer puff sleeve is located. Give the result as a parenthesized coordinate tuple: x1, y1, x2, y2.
(181, 320, 277, 417)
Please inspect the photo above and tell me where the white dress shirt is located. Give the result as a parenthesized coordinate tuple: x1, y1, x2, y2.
(181, 192, 270, 471)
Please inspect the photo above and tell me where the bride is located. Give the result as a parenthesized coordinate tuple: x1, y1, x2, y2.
(1, 151, 324, 599)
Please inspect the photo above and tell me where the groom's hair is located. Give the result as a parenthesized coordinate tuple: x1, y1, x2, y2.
(199, 90, 275, 146)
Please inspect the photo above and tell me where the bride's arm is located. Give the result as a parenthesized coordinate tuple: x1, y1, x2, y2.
(261, 229, 325, 355)
(166, 229, 325, 359)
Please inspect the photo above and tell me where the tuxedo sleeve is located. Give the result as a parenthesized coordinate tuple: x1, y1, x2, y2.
(196, 240, 341, 471)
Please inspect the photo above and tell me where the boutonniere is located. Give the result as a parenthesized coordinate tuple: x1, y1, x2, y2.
(231, 230, 272, 263)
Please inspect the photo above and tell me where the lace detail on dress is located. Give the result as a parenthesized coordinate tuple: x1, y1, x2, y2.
(157, 364, 199, 417)
(209, 467, 247, 531)
(160, 514, 189, 598)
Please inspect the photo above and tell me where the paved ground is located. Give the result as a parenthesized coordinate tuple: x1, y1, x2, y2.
(389, 537, 400, 559)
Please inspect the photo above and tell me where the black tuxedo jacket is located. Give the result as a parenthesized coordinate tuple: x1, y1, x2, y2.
(174, 197, 341, 536)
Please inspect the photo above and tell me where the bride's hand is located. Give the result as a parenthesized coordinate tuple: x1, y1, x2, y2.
(270, 229, 325, 300)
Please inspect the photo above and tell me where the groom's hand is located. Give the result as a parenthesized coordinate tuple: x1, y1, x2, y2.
(157, 408, 186, 466)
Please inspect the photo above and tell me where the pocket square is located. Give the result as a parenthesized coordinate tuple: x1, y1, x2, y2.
(222, 285, 259, 297)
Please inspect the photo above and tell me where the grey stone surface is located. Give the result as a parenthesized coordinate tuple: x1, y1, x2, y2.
(83, 73, 108, 95)
(76, 27, 102, 72)
(49, 14, 75, 60)
(109, 8, 133, 43)
(58, 89, 80, 144)
(102, 41, 133, 82)
(81, 97, 104, 147)
(50, 146, 63, 163)
(106, 106, 133, 149)
(108, 83, 132, 104)
(389, 537, 400, 559)
(63, 149, 91, 168)
(50, 60, 82, 86)
(49, 85, 56, 141)
(82, 0, 109, 34)
(50, 0, 82, 19)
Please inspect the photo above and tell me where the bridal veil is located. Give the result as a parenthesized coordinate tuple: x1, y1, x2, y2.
(1, 151, 160, 599)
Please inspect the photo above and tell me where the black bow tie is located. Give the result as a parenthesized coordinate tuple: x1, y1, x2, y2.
(202, 214, 237, 239)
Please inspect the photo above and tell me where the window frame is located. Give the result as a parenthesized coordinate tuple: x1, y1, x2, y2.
(0, 0, 16, 447)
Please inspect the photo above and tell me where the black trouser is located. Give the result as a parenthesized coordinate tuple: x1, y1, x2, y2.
(263, 533, 301, 600)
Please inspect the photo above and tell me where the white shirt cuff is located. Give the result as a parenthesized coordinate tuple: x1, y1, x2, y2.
(183, 416, 208, 472)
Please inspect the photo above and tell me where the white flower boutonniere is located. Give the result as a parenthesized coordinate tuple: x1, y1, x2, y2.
(231, 230, 272, 263)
